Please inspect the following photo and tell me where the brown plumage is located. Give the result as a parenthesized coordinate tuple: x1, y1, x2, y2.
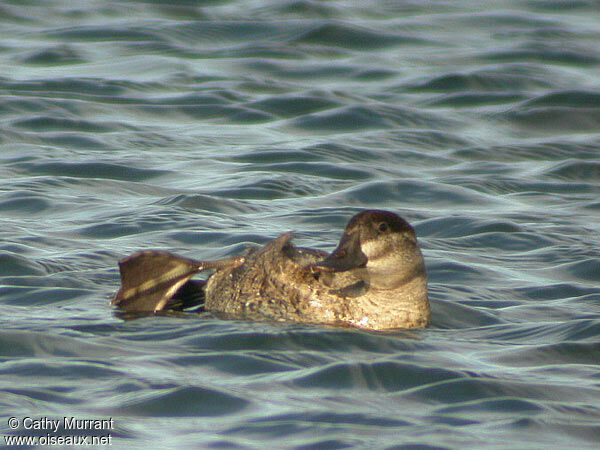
(112, 210, 430, 330)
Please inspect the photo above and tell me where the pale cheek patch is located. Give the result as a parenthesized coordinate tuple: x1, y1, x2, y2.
(361, 239, 387, 260)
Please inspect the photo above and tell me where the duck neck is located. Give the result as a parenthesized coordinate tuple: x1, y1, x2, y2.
(351, 275, 430, 330)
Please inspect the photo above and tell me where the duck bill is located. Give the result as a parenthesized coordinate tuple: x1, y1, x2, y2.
(311, 232, 367, 273)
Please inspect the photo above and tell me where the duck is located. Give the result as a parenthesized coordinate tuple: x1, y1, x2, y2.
(112, 210, 430, 330)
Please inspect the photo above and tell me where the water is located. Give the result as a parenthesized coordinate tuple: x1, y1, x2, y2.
(1, 0, 600, 448)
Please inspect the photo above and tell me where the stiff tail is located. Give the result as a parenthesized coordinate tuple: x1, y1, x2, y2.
(112, 250, 244, 313)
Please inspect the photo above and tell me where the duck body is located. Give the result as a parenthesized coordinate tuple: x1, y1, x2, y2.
(113, 210, 430, 330)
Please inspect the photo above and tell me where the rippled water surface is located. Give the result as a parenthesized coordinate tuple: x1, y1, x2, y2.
(1, 1, 600, 448)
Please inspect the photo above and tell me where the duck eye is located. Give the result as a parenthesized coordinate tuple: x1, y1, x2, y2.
(378, 222, 388, 232)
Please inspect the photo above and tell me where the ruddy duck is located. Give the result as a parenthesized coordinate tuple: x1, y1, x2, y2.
(112, 210, 429, 330)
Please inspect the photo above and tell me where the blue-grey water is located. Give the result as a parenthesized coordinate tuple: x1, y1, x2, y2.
(1, 1, 600, 448)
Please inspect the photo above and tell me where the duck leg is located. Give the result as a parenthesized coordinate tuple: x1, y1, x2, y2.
(112, 250, 244, 312)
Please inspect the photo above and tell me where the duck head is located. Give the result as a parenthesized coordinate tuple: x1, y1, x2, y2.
(310, 210, 426, 290)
